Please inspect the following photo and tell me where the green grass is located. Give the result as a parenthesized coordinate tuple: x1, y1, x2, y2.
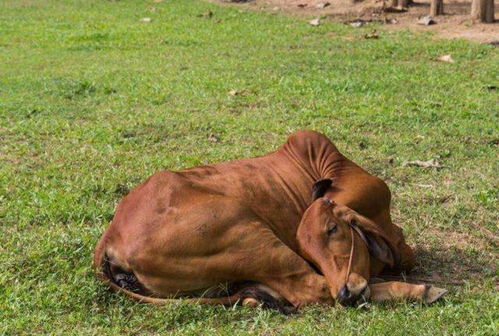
(1, 0, 498, 335)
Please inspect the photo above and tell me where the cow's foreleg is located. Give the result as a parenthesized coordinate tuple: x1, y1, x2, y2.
(368, 281, 447, 304)
(232, 223, 333, 308)
(248, 242, 333, 307)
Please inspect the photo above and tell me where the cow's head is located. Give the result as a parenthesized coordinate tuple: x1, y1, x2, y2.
(296, 179, 396, 306)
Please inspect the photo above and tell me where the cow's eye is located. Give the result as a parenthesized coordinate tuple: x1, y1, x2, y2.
(327, 225, 337, 235)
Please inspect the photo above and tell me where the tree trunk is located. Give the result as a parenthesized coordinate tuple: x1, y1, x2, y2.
(485, 0, 495, 22)
(471, 0, 495, 23)
(430, 0, 444, 16)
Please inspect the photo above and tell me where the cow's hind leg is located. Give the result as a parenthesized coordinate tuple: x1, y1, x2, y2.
(102, 252, 294, 312)
(237, 284, 296, 314)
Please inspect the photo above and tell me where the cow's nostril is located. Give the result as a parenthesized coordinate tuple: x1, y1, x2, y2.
(338, 286, 364, 306)
(338, 286, 351, 300)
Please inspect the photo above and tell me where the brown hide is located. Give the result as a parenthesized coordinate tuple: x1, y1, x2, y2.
(94, 130, 415, 307)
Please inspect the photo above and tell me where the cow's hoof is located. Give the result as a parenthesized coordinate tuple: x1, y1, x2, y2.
(242, 297, 260, 308)
(424, 285, 448, 304)
(361, 285, 371, 299)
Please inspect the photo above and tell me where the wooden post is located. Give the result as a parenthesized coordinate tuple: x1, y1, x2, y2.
(471, 0, 495, 23)
(430, 0, 444, 16)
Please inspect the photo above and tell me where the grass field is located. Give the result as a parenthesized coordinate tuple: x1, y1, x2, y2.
(1, 0, 498, 335)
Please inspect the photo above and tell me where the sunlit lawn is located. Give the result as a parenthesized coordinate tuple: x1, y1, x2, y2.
(1, 0, 497, 335)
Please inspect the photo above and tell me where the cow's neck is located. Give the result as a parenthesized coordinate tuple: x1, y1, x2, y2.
(259, 134, 348, 250)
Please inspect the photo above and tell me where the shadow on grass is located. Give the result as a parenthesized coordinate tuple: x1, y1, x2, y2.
(408, 246, 496, 285)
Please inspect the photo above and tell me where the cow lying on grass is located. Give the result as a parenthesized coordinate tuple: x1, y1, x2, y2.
(94, 130, 446, 312)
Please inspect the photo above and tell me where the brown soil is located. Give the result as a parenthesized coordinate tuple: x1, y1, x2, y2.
(217, 0, 499, 43)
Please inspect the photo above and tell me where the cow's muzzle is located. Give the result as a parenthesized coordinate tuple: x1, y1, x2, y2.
(336, 273, 371, 306)
(336, 278, 370, 307)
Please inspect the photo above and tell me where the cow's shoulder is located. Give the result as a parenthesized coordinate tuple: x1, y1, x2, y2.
(128, 171, 180, 198)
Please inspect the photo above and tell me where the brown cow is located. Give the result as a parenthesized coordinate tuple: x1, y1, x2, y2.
(94, 130, 446, 311)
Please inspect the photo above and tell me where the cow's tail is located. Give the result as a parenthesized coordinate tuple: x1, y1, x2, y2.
(93, 234, 294, 312)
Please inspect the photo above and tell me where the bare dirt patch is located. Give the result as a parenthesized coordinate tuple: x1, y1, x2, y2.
(217, 0, 499, 43)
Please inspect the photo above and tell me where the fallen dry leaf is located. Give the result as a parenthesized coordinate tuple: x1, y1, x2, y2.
(415, 184, 434, 188)
(402, 159, 444, 169)
(316, 2, 331, 9)
(364, 30, 378, 39)
(198, 11, 213, 18)
(350, 21, 364, 28)
(417, 16, 435, 26)
(309, 18, 321, 26)
(228, 89, 249, 96)
(208, 134, 220, 143)
(384, 18, 398, 24)
(437, 54, 455, 63)
(139, 17, 152, 23)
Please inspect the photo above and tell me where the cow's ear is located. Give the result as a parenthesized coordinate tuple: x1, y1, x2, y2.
(363, 232, 395, 267)
(312, 179, 333, 201)
(351, 216, 396, 268)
